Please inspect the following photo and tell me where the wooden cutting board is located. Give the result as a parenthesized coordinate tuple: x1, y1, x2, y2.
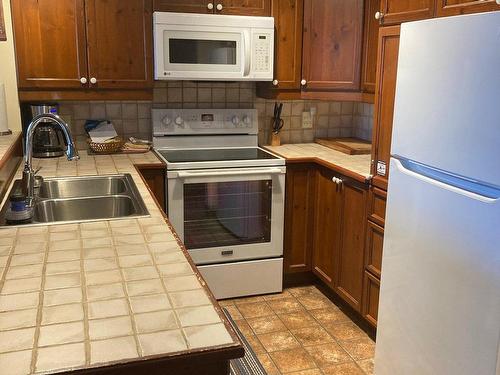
(315, 138, 372, 155)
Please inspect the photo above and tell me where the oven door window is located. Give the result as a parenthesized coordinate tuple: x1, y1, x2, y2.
(183, 180, 272, 250)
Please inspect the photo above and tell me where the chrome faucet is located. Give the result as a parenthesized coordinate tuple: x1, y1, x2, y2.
(22, 113, 79, 206)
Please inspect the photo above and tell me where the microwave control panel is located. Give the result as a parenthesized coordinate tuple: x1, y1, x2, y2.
(253, 33, 271, 72)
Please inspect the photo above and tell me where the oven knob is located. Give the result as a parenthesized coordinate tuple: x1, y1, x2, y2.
(161, 116, 172, 126)
(175, 116, 184, 126)
(231, 116, 240, 125)
(242, 116, 252, 126)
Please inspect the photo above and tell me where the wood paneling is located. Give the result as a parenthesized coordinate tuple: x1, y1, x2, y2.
(368, 187, 387, 227)
(0, 0, 6, 41)
(312, 168, 341, 286)
(283, 163, 316, 274)
(371, 26, 400, 191)
(217, 0, 271, 16)
(362, 271, 380, 328)
(365, 220, 384, 278)
(153, 0, 213, 13)
(302, 0, 363, 91)
(137, 165, 165, 211)
(85, 0, 153, 89)
(361, 0, 380, 93)
(334, 176, 367, 312)
(379, 0, 435, 25)
(435, 0, 500, 16)
(11, 0, 88, 89)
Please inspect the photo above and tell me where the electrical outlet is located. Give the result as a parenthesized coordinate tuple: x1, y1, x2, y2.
(302, 111, 313, 129)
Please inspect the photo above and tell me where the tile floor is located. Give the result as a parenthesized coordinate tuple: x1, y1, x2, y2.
(220, 285, 375, 375)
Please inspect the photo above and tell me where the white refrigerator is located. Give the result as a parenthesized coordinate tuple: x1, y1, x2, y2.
(375, 12, 500, 375)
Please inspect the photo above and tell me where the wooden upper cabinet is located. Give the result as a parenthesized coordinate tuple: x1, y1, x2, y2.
(85, 0, 153, 89)
(361, 0, 380, 93)
(283, 164, 316, 274)
(435, 0, 500, 16)
(11, 0, 88, 89)
(153, 0, 213, 13)
(302, 0, 363, 91)
(217, 0, 271, 16)
(377, 0, 435, 25)
(371, 26, 400, 191)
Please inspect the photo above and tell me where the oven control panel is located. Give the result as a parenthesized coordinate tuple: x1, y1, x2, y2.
(152, 109, 259, 137)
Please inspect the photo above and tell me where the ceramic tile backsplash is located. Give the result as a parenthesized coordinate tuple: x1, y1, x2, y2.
(56, 82, 374, 147)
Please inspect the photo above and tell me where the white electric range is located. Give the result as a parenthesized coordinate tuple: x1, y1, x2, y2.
(153, 109, 285, 299)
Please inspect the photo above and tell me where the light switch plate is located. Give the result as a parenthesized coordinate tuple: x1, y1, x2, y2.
(302, 111, 313, 129)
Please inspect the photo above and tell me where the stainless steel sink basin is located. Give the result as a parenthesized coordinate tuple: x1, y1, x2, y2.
(39, 176, 127, 199)
(0, 174, 149, 226)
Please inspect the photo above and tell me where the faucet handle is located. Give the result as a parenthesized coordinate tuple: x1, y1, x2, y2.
(33, 166, 42, 175)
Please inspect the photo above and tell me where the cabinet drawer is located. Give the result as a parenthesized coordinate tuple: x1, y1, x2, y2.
(362, 271, 380, 328)
(368, 187, 387, 227)
(365, 220, 384, 278)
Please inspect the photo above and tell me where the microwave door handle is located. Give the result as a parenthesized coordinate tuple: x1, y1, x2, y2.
(242, 30, 251, 76)
(176, 168, 284, 179)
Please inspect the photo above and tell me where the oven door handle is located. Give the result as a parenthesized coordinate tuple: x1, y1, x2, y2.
(242, 30, 251, 77)
(175, 168, 284, 179)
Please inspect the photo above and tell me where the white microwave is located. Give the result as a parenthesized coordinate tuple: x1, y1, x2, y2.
(153, 12, 274, 81)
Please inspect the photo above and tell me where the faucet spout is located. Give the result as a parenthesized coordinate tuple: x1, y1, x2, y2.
(23, 113, 79, 206)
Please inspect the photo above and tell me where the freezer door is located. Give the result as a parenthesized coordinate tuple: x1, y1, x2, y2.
(392, 12, 500, 187)
(375, 157, 500, 375)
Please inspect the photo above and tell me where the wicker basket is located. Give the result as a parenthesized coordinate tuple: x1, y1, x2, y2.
(87, 138, 125, 154)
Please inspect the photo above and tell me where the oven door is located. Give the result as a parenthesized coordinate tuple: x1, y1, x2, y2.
(167, 166, 285, 265)
(154, 25, 250, 80)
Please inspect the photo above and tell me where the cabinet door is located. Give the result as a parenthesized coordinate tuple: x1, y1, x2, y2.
(334, 177, 368, 312)
(283, 164, 316, 274)
(361, 0, 380, 93)
(312, 168, 342, 287)
(367, 187, 387, 227)
(362, 271, 380, 328)
(378, 0, 435, 25)
(85, 0, 153, 89)
(216, 0, 271, 16)
(302, 0, 363, 91)
(11, 0, 88, 89)
(365, 220, 384, 278)
(371, 26, 400, 190)
(435, 0, 500, 16)
(153, 0, 213, 13)
(138, 166, 165, 210)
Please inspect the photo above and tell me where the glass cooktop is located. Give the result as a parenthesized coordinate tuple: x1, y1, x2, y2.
(156, 148, 279, 163)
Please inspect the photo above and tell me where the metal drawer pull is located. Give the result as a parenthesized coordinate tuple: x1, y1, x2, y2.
(176, 168, 284, 179)
(221, 250, 234, 256)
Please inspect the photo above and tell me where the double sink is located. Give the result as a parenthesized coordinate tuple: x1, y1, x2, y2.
(0, 174, 149, 226)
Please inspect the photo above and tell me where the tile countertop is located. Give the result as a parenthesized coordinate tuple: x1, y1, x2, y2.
(263, 143, 372, 183)
(0, 151, 241, 374)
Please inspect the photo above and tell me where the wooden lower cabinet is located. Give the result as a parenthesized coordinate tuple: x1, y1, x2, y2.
(137, 165, 165, 210)
(435, 0, 500, 16)
(362, 271, 381, 328)
(378, 0, 435, 25)
(283, 163, 317, 274)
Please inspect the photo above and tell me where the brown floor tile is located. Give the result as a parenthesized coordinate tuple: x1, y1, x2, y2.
(257, 331, 301, 352)
(291, 325, 334, 346)
(223, 305, 243, 320)
(267, 297, 304, 314)
(245, 334, 266, 354)
(217, 299, 235, 307)
(262, 290, 292, 301)
(298, 293, 335, 310)
(323, 321, 368, 341)
(339, 337, 375, 361)
(279, 310, 318, 330)
(270, 348, 317, 373)
(357, 358, 375, 375)
(236, 302, 274, 319)
(233, 295, 266, 305)
(309, 307, 350, 325)
(304, 342, 351, 368)
(287, 370, 322, 375)
(234, 319, 254, 337)
(321, 362, 365, 375)
(247, 315, 286, 335)
(287, 286, 322, 298)
(256, 353, 280, 375)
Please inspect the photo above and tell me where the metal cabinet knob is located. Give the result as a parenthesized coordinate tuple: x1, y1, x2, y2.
(216, 3, 223, 11)
(496, 0, 500, 5)
(272, 79, 279, 86)
(207, 3, 214, 10)
(300, 79, 307, 86)
(375, 11, 384, 20)
(80, 77, 87, 84)
(90, 77, 97, 84)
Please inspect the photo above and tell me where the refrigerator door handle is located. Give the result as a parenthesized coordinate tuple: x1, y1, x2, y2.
(393, 156, 500, 203)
